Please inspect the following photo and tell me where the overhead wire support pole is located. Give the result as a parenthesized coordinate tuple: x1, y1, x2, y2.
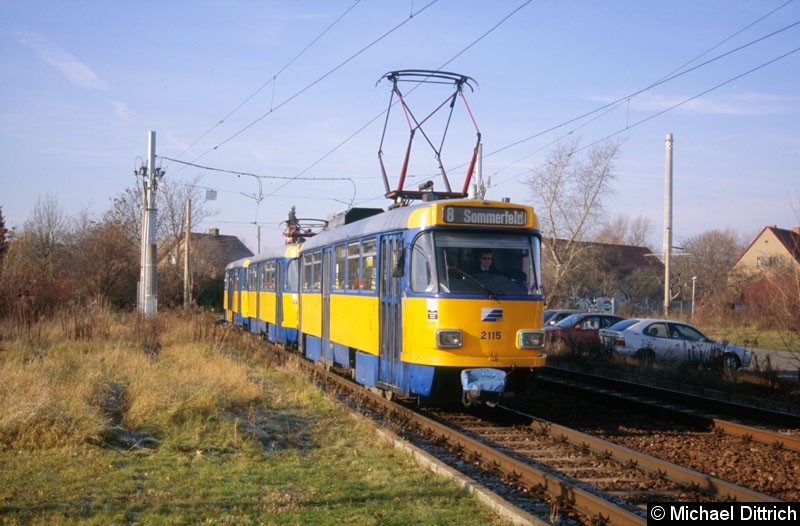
(138, 131, 164, 318)
(663, 133, 674, 317)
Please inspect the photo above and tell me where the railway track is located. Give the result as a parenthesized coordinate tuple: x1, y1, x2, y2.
(536, 366, 800, 452)
(265, 342, 783, 525)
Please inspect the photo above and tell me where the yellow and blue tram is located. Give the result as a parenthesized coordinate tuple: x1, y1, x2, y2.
(225, 198, 546, 405)
(224, 243, 301, 347)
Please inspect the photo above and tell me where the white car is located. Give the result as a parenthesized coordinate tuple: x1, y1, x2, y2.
(599, 318, 751, 370)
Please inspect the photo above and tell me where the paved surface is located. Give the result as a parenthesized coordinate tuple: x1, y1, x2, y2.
(749, 348, 799, 382)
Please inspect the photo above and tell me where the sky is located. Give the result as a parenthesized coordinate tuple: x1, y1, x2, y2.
(1, 0, 798, 254)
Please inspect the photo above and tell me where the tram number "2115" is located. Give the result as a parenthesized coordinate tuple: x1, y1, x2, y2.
(481, 331, 502, 340)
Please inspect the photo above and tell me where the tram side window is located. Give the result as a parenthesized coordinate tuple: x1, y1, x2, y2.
(249, 266, 258, 291)
(411, 232, 436, 292)
(266, 261, 276, 291)
(285, 259, 299, 293)
(303, 252, 319, 290)
(334, 245, 346, 290)
(312, 252, 322, 289)
(362, 239, 377, 291)
(347, 242, 360, 290)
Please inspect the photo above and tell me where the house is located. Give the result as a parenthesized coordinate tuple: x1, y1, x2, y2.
(731, 226, 800, 314)
(161, 228, 254, 278)
(159, 229, 254, 306)
(732, 225, 800, 275)
(541, 238, 664, 311)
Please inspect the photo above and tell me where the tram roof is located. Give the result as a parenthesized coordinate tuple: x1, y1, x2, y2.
(225, 243, 300, 270)
(300, 198, 535, 252)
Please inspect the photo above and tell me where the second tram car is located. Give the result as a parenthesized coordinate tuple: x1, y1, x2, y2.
(225, 198, 546, 405)
(225, 243, 301, 348)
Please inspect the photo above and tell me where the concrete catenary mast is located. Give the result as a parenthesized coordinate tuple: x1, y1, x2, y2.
(137, 131, 163, 318)
(663, 133, 673, 316)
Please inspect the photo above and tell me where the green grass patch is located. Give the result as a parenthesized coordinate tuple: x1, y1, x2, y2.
(705, 325, 797, 352)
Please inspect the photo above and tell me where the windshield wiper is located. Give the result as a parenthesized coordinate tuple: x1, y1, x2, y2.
(447, 266, 498, 299)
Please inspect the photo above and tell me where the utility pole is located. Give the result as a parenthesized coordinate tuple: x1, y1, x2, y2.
(183, 197, 192, 308)
(473, 143, 486, 200)
(663, 133, 673, 316)
(137, 131, 164, 318)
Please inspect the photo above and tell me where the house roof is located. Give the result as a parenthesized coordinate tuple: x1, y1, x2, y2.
(771, 226, 800, 263)
(734, 225, 800, 267)
(160, 232, 254, 268)
(543, 238, 663, 272)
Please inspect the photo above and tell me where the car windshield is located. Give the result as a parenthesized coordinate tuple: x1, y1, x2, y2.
(543, 310, 557, 322)
(607, 319, 639, 331)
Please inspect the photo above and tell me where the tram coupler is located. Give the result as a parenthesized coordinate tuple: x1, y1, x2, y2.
(460, 368, 507, 407)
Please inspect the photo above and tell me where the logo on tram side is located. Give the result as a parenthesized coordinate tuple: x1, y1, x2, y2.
(481, 308, 503, 322)
(443, 206, 527, 226)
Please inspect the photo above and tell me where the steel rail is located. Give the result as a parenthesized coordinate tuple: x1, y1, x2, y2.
(712, 418, 800, 453)
(279, 349, 645, 525)
(498, 405, 781, 504)
(539, 367, 800, 452)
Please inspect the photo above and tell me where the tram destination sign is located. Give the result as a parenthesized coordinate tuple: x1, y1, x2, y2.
(443, 206, 527, 226)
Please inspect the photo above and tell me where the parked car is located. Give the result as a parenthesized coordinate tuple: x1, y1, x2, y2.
(545, 312, 625, 349)
(599, 318, 751, 370)
(543, 309, 584, 326)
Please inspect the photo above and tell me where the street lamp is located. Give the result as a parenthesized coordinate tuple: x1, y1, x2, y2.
(691, 276, 697, 319)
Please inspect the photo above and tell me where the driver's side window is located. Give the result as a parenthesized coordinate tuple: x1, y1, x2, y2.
(645, 323, 668, 338)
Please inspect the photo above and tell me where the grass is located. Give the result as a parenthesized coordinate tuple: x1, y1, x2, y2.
(0, 309, 513, 525)
(705, 325, 797, 353)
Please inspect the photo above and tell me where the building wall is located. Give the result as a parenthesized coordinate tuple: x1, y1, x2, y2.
(733, 228, 800, 276)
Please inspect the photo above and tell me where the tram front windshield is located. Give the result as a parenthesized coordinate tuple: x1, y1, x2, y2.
(410, 231, 542, 296)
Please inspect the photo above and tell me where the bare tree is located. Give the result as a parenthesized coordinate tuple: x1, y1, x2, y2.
(64, 217, 139, 307)
(103, 185, 142, 247)
(104, 175, 216, 249)
(0, 196, 73, 316)
(673, 228, 745, 319)
(526, 137, 621, 305)
(595, 213, 654, 248)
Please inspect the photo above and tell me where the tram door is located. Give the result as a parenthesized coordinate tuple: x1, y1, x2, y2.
(379, 234, 403, 387)
(253, 263, 260, 334)
(321, 248, 333, 364)
(235, 269, 243, 324)
(225, 271, 233, 320)
(274, 260, 285, 343)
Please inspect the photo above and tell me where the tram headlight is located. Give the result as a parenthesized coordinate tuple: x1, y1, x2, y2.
(436, 329, 463, 349)
(517, 330, 545, 349)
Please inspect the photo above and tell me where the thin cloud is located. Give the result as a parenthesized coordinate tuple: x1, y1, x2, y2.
(11, 30, 106, 90)
(112, 101, 133, 120)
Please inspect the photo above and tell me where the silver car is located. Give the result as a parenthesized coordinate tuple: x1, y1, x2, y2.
(599, 318, 751, 370)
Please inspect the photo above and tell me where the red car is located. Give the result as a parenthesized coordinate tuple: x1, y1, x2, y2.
(545, 312, 625, 349)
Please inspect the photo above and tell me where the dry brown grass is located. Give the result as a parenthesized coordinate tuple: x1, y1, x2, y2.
(0, 307, 264, 450)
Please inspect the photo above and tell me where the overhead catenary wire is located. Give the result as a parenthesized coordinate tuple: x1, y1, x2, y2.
(485, 18, 800, 161)
(275, 0, 534, 201)
(169, 158, 358, 209)
(574, 44, 800, 155)
(170, 0, 365, 166)
(487, 4, 799, 184)
(487, 44, 800, 190)
(193, 0, 441, 162)
(289, 5, 800, 207)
